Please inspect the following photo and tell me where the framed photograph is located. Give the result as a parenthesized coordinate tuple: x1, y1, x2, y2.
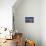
(25, 17, 34, 23)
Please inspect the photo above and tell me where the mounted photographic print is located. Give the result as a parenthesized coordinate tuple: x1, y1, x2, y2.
(25, 17, 34, 23)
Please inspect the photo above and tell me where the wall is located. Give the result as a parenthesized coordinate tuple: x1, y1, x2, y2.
(0, 0, 17, 39)
(0, 0, 16, 30)
(41, 0, 46, 46)
(13, 0, 41, 46)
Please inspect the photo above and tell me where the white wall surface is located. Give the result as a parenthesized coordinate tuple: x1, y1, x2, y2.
(41, 0, 46, 46)
(0, 0, 16, 30)
(13, 0, 41, 46)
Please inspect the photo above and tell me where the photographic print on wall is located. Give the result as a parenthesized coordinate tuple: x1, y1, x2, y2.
(25, 17, 34, 23)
